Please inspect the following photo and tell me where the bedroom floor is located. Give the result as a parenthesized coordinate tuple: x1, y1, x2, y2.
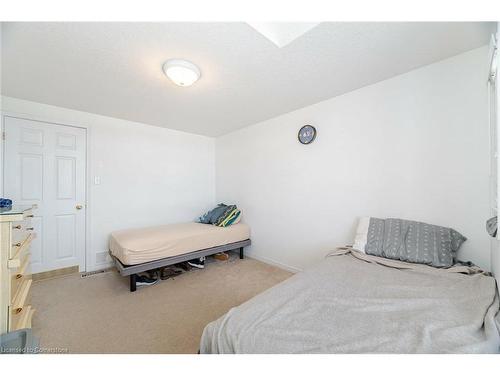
(30, 254, 292, 353)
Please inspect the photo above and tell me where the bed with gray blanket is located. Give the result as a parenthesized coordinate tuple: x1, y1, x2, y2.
(200, 248, 500, 353)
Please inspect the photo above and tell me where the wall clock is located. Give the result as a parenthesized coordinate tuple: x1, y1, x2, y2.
(298, 125, 316, 145)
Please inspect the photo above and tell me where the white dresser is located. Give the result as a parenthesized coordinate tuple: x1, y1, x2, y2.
(0, 205, 36, 335)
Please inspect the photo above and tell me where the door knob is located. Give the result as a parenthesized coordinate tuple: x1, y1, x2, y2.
(76, 204, 84, 210)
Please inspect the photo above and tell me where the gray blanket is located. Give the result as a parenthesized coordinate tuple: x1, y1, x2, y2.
(200, 249, 500, 353)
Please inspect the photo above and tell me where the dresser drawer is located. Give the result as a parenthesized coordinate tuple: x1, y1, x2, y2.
(10, 305, 35, 331)
(10, 252, 31, 299)
(9, 279, 33, 332)
(10, 231, 35, 260)
(11, 216, 34, 256)
(11, 278, 32, 314)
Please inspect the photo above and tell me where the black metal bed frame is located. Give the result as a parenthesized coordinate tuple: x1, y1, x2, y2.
(110, 238, 251, 292)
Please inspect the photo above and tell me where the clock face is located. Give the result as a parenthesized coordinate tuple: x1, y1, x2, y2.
(298, 125, 316, 145)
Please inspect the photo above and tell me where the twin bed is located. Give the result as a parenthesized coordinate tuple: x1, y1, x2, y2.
(109, 222, 251, 291)
(200, 248, 500, 353)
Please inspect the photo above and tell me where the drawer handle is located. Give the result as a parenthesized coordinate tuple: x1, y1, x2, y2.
(15, 307, 23, 314)
(26, 227, 34, 231)
(13, 225, 21, 230)
(13, 242, 22, 247)
(16, 273, 24, 280)
(26, 215, 34, 218)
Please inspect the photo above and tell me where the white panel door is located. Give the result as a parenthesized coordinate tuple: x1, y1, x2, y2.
(3, 116, 86, 273)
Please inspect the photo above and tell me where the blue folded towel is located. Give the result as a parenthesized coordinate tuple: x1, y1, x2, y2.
(0, 198, 13, 208)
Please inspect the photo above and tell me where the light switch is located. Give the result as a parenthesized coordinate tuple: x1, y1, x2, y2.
(94, 176, 101, 185)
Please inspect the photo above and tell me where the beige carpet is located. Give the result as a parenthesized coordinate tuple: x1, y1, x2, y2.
(30, 255, 292, 354)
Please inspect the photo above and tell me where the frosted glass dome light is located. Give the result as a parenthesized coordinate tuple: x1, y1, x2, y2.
(162, 59, 201, 87)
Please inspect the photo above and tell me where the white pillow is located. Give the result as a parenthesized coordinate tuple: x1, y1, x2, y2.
(352, 216, 371, 253)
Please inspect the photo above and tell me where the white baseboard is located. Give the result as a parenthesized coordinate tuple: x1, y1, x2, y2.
(86, 262, 114, 273)
(246, 252, 302, 273)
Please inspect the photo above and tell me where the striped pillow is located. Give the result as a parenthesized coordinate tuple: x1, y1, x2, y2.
(353, 216, 466, 267)
(214, 205, 239, 227)
(218, 209, 241, 227)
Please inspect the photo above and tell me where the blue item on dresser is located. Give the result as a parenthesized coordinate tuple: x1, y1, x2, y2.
(0, 198, 12, 208)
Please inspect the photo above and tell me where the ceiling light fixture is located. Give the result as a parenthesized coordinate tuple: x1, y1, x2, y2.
(162, 59, 201, 87)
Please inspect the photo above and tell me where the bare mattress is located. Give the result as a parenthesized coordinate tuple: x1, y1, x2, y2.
(109, 222, 250, 265)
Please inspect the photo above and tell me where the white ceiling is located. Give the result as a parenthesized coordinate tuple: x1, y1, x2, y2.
(1, 22, 494, 137)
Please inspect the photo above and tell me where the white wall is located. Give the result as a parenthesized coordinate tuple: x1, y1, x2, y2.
(0, 22, 3, 196)
(216, 46, 491, 272)
(1, 96, 215, 271)
(491, 22, 500, 284)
